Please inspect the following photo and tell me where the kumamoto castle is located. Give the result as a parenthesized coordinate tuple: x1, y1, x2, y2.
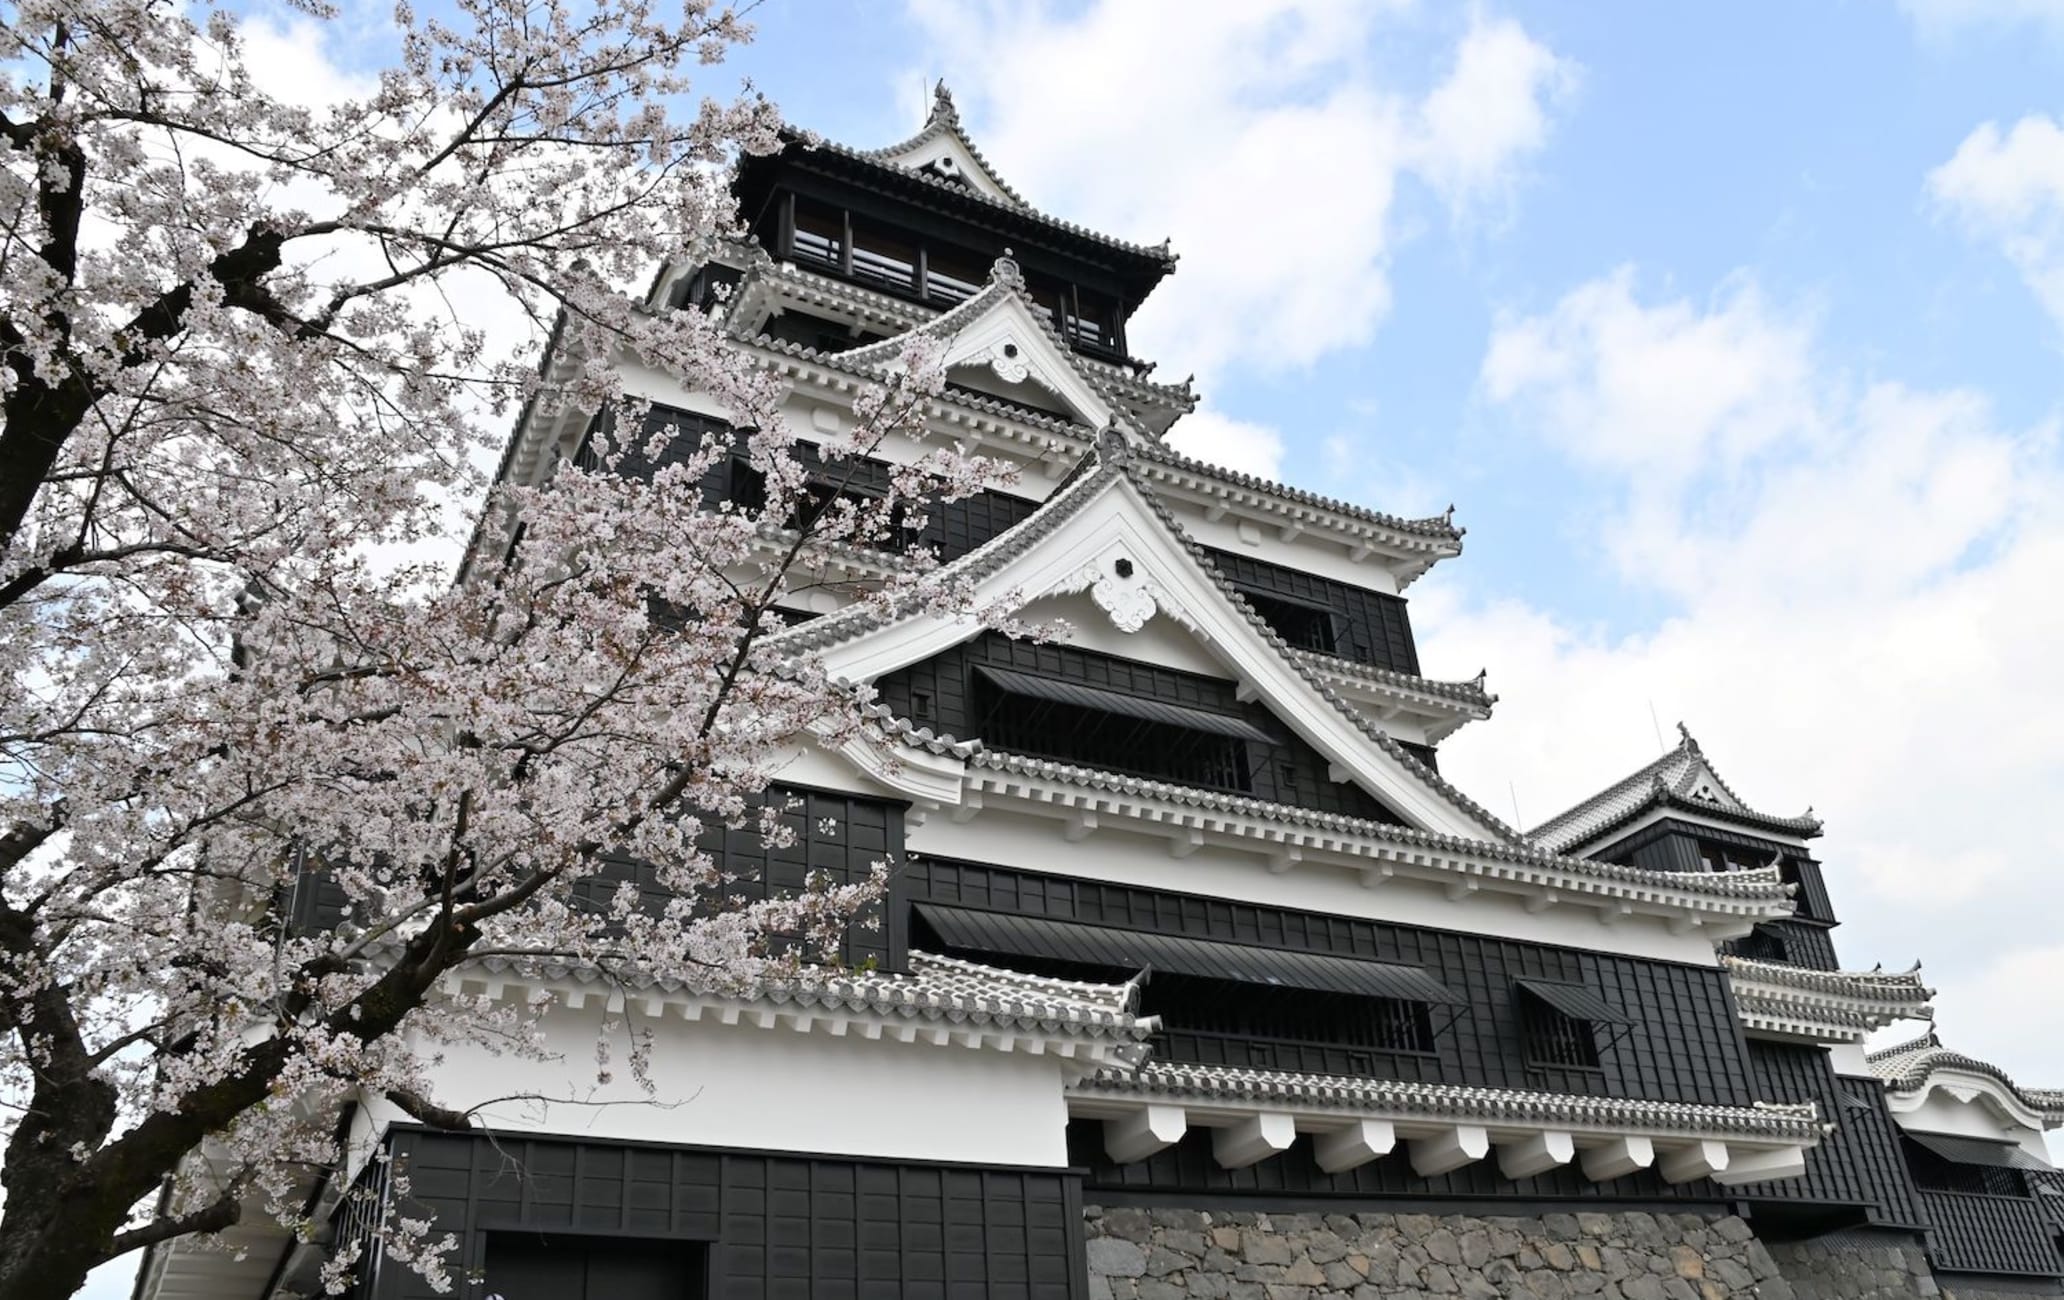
(136, 88, 2063, 1300)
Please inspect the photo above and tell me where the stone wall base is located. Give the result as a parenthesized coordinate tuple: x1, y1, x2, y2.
(1764, 1233, 1936, 1300)
(1082, 1205, 1788, 1300)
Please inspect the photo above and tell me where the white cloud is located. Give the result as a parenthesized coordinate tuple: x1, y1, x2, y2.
(1898, 0, 2064, 40)
(1163, 408, 1287, 480)
(1928, 114, 2064, 332)
(1479, 268, 1820, 488)
(1412, 14, 1580, 216)
(1423, 269, 2064, 1092)
(902, 2, 1574, 381)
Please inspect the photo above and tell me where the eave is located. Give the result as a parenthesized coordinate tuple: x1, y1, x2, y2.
(1128, 439, 1466, 589)
(1867, 1032, 2064, 1129)
(1069, 1061, 1825, 1185)
(1293, 649, 1495, 741)
(948, 749, 1796, 940)
(1723, 957, 1935, 1045)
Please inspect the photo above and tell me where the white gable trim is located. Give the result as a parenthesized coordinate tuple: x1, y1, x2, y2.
(931, 293, 1115, 429)
(818, 474, 1501, 841)
(876, 133, 1018, 206)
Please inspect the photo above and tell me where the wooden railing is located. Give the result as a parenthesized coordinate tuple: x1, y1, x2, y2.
(1920, 1188, 2064, 1277)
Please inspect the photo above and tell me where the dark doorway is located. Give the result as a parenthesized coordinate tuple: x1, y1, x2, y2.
(481, 1233, 705, 1300)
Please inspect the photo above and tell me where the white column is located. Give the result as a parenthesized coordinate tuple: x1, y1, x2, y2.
(1579, 1135, 1656, 1182)
(1104, 1106, 1187, 1163)
(1409, 1125, 1490, 1177)
(1657, 1139, 1730, 1184)
(1497, 1131, 1575, 1179)
(1313, 1120, 1397, 1174)
(1212, 1114, 1297, 1169)
(1712, 1145, 1807, 1185)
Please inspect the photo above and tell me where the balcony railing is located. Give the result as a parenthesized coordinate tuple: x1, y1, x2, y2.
(1919, 1188, 2064, 1277)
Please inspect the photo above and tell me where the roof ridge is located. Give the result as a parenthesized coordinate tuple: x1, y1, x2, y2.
(854, 81, 1035, 210)
(1130, 434, 1466, 541)
(1529, 729, 1822, 853)
(1077, 1060, 1827, 1141)
(1111, 455, 1520, 844)
(963, 748, 1796, 906)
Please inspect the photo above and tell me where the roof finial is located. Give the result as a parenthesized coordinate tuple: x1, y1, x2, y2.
(1675, 720, 1698, 753)
(988, 250, 1023, 289)
(931, 80, 959, 125)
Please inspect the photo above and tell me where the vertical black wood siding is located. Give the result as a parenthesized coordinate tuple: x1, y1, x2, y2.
(875, 634, 1406, 822)
(1731, 1041, 1927, 1228)
(360, 1131, 1084, 1300)
(900, 858, 1760, 1108)
(1202, 548, 1422, 677)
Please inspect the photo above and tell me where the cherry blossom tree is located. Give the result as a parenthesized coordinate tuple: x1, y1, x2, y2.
(0, 3, 999, 1296)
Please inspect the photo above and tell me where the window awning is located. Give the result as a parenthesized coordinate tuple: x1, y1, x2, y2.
(1515, 978, 1633, 1026)
(915, 903, 1463, 1005)
(1909, 1131, 2056, 1173)
(974, 666, 1275, 744)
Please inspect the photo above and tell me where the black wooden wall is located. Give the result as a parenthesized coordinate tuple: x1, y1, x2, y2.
(1732, 1040, 1927, 1230)
(592, 406, 1041, 564)
(1202, 547, 1422, 677)
(897, 858, 1761, 1109)
(874, 634, 1406, 821)
(353, 1130, 1085, 1300)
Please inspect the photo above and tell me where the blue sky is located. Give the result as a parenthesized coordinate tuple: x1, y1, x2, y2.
(708, 0, 2064, 1058)
(717, 0, 2064, 1143)
(85, 2, 2064, 1293)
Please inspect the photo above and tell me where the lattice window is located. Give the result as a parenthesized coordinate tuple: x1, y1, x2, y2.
(1520, 991, 1602, 1070)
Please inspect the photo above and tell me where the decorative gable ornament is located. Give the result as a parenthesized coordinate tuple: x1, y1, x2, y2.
(1086, 557, 1159, 633)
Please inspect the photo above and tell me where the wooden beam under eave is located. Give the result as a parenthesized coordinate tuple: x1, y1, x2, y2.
(1711, 1145, 1807, 1186)
(1497, 1131, 1575, 1179)
(1657, 1139, 1730, 1185)
(1579, 1135, 1655, 1182)
(1313, 1119, 1397, 1173)
(1104, 1106, 1187, 1163)
(1213, 1114, 1297, 1169)
(1409, 1125, 1490, 1177)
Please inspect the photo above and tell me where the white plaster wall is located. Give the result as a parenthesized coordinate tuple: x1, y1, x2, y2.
(1020, 592, 1236, 680)
(1894, 1085, 2054, 1159)
(1161, 499, 1408, 596)
(909, 806, 1723, 966)
(419, 1002, 1076, 1167)
(1827, 1042, 1874, 1077)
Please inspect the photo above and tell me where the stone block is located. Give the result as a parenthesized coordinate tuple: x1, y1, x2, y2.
(1307, 1230, 1348, 1264)
(1090, 1239, 1151, 1279)
(1579, 1214, 1616, 1239)
(1139, 1283, 1187, 1300)
(1429, 1229, 1465, 1265)
(1755, 1279, 1793, 1300)
(1569, 1273, 1606, 1296)
(1212, 1227, 1243, 1253)
(1661, 1279, 1699, 1300)
(1462, 1231, 1494, 1269)
(1545, 1214, 1583, 1241)
(1147, 1245, 1197, 1277)
(1190, 1276, 1232, 1300)
(1743, 1243, 1779, 1282)
(1709, 1258, 1755, 1289)
(1324, 1260, 1364, 1290)
(1242, 1231, 1293, 1266)
(1670, 1246, 1705, 1279)
(1155, 1209, 1211, 1231)
(1542, 1243, 1577, 1271)
(1424, 1262, 1460, 1294)
(1714, 1219, 1755, 1245)
(1164, 1232, 1209, 1257)
(1105, 1209, 1156, 1241)
(1621, 1274, 1666, 1300)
